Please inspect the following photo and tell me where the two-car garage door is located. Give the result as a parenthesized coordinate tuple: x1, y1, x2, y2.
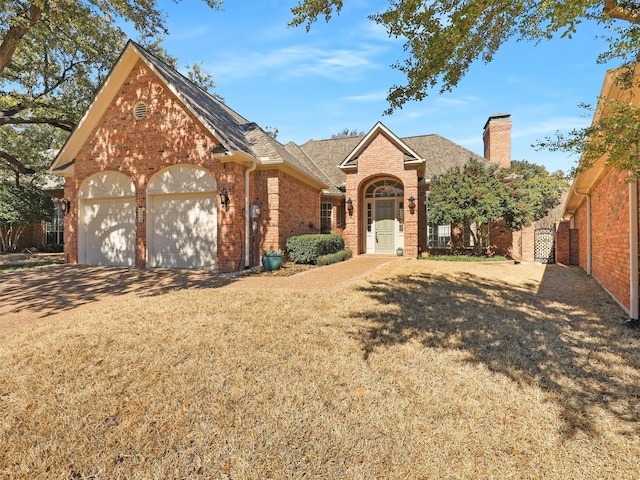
(78, 166, 218, 270)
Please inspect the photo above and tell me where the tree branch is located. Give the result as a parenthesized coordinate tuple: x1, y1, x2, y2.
(0, 150, 35, 175)
(0, 3, 43, 74)
(604, 0, 640, 25)
(0, 115, 75, 132)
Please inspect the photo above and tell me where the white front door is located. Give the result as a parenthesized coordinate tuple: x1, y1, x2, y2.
(375, 199, 395, 253)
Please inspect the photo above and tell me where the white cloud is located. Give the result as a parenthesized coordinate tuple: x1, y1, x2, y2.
(343, 90, 388, 102)
(211, 44, 385, 82)
(512, 116, 591, 139)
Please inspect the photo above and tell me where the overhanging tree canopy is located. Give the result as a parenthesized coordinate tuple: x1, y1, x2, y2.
(0, 0, 222, 184)
(291, 1, 640, 114)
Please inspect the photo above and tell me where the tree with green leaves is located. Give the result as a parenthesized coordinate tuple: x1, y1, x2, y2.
(0, 179, 53, 252)
(291, 1, 640, 114)
(538, 96, 640, 179)
(427, 158, 506, 254)
(331, 128, 364, 139)
(502, 160, 568, 230)
(0, 0, 222, 184)
(427, 158, 567, 254)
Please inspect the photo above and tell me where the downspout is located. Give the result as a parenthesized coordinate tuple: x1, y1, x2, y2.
(245, 160, 257, 268)
(629, 177, 638, 321)
(573, 189, 592, 275)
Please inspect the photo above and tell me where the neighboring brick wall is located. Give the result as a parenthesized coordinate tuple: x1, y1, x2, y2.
(344, 132, 420, 257)
(592, 168, 630, 309)
(68, 59, 245, 272)
(569, 228, 579, 265)
(555, 221, 570, 265)
(489, 220, 512, 256)
(574, 202, 588, 270)
(572, 168, 631, 310)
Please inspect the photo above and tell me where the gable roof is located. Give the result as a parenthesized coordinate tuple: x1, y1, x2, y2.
(49, 41, 327, 190)
(288, 127, 489, 190)
(50, 41, 251, 175)
(339, 122, 425, 169)
(50, 40, 496, 193)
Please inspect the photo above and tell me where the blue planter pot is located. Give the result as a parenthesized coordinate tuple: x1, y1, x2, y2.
(262, 254, 284, 271)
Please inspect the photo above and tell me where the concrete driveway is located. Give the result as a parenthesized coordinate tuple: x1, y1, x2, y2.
(0, 256, 398, 336)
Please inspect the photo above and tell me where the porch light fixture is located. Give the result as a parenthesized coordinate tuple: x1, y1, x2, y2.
(219, 188, 230, 209)
(346, 197, 354, 216)
(408, 195, 416, 214)
(60, 198, 71, 215)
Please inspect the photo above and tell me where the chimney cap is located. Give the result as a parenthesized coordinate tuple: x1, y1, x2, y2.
(483, 113, 511, 130)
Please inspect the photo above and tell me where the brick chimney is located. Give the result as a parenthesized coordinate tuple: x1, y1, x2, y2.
(483, 113, 511, 168)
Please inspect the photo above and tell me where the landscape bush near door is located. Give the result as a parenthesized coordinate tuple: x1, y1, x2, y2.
(286, 234, 345, 264)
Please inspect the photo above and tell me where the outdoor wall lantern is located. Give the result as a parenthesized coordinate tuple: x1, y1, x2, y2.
(346, 197, 354, 216)
(60, 198, 71, 215)
(219, 188, 230, 209)
(408, 196, 416, 214)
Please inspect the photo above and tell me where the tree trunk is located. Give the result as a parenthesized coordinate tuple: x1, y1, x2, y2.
(0, 4, 42, 74)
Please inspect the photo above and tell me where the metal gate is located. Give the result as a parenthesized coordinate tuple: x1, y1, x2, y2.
(534, 227, 555, 264)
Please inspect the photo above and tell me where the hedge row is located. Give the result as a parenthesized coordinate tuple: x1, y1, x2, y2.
(286, 234, 345, 264)
(316, 249, 353, 266)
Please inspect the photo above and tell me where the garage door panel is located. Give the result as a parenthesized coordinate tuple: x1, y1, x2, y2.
(149, 194, 217, 269)
(84, 198, 135, 266)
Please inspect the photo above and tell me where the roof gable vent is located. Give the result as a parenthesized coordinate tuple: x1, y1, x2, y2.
(133, 101, 147, 120)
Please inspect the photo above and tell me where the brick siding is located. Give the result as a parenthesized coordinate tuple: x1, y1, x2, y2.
(571, 168, 631, 310)
(344, 132, 420, 257)
(66, 59, 248, 272)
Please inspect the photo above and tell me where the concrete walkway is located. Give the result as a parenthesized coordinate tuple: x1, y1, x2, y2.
(223, 255, 400, 292)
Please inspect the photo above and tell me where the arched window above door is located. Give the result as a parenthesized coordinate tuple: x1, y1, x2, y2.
(364, 179, 403, 198)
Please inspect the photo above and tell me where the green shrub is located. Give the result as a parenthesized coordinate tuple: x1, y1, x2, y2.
(286, 234, 345, 264)
(316, 249, 353, 266)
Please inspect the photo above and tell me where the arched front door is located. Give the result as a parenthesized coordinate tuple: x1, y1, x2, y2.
(364, 179, 404, 254)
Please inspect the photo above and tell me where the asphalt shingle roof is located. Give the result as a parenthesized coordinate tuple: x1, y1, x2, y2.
(136, 42, 488, 191)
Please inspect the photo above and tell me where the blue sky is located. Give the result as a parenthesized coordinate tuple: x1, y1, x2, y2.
(151, 1, 615, 175)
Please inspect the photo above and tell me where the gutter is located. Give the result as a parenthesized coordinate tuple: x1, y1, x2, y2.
(245, 160, 257, 268)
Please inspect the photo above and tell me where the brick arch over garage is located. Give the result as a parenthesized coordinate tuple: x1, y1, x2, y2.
(78, 171, 136, 267)
(146, 164, 219, 270)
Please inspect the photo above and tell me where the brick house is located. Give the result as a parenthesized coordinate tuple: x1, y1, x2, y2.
(50, 41, 517, 272)
(562, 67, 640, 323)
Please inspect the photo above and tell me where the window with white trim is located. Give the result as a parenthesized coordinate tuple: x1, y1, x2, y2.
(45, 199, 64, 245)
(320, 203, 333, 234)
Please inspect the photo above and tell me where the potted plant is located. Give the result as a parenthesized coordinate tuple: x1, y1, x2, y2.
(396, 247, 404, 256)
(262, 248, 285, 271)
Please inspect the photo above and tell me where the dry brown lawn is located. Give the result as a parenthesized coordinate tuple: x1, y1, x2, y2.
(1, 260, 640, 479)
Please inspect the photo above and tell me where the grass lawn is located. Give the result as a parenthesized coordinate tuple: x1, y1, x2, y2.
(1, 261, 640, 478)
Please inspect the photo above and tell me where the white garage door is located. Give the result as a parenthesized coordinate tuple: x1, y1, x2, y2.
(83, 197, 136, 267)
(78, 172, 136, 267)
(148, 193, 217, 269)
